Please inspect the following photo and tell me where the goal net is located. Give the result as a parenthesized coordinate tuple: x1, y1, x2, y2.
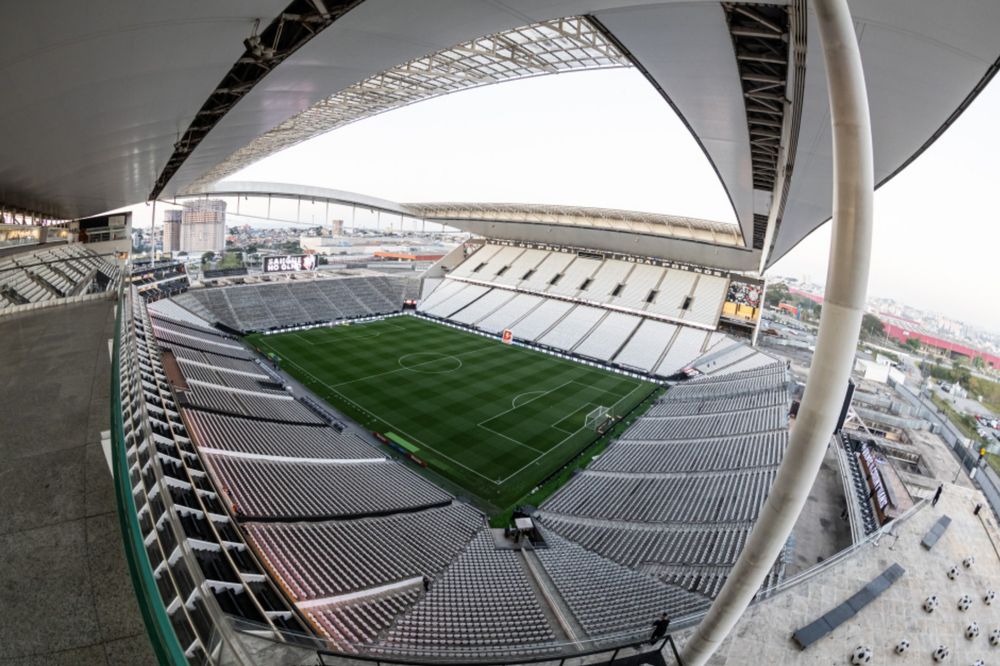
(584, 405, 612, 432)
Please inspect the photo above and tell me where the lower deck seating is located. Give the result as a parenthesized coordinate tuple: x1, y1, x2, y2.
(0, 243, 120, 309)
(182, 384, 324, 424)
(538, 359, 789, 600)
(534, 531, 707, 636)
(175, 273, 407, 332)
(421, 275, 726, 379)
(162, 344, 262, 373)
(207, 455, 452, 520)
(590, 431, 786, 474)
(308, 587, 422, 651)
(376, 531, 558, 659)
(245, 503, 483, 600)
(623, 405, 786, 440)
(182, 409, 379, 459)
(542, 469, 776, 523)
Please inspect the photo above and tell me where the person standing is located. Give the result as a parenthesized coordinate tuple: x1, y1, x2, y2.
(650, 613, 670, 644)
(932, 484, 943, 507)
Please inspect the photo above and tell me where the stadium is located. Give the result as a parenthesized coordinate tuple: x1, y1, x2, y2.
(3, 2, 1000, 666)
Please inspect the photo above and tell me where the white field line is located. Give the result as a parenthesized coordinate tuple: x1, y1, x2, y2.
(497, 379, 650, 485)
(498, 422, 586, 485)
(511, 390, 546, 409)
(477, 379, 575, 426)
(477, 422, 544, 454)
(550, 402, 600, 434)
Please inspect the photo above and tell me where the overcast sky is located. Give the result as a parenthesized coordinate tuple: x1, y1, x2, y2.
(189, 66, 999, 333)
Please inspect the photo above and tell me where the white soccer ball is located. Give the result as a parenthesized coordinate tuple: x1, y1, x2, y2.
(963, 556, 976, 568)
(924, 595, 940, 612)
(985, 589, 996, 605)
(851, 645, 873, 665)
(959, 595, 973, 611)
(932, 645, 950, 662)
(948, 565, 961, 580)
(895, 639, 910, 654)
(989, 628, 1000, 646)
(965, 622, 980, 640)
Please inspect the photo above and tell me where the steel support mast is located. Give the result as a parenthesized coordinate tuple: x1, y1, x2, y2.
(681, 0, 874, 662)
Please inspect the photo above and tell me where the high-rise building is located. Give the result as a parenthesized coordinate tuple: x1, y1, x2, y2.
(162, 209, 182, 253)
(179, 199, 226, 253)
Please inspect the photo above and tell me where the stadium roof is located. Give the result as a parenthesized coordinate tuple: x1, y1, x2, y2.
(3, 1, 1000, 269)
(184, 181, 756, 268)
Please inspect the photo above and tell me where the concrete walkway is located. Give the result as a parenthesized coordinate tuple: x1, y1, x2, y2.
(675, 483, 1000, 664)
(0, 301, 153, 665)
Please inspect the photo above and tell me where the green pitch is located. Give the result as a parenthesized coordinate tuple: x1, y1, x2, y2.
(246, 316, 655, 511)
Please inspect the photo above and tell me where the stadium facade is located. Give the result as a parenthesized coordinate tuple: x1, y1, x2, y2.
(2, 2, 1000, 666)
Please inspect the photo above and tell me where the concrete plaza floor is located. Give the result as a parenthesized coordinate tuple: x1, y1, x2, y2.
(676, 483, 1000, 664)
(0, 301, 153, 665)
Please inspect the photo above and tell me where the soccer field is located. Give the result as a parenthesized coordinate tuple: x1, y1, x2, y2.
(246, 316, 656, 510)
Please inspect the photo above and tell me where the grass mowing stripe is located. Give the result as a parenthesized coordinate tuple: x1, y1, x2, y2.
(246, 316, 656, 512)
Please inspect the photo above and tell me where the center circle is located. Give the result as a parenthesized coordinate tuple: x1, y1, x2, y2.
(397, 352, 463, 374)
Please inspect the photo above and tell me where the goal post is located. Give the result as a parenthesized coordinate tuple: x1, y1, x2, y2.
(584, 405, 612, 432)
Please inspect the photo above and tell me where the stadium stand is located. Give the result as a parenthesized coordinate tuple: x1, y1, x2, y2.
(182, 410, 378, 459)
(124, 254, 788, 659)
(614, 319, 679, 372)
(449, 287, 515, 325)
(440, 243, 729, 329)
(171, 272, 408, 332)
(537, 304, 606, 350)
(376, 531, 559, 659)
(537, 360, 789, 600)
(502, 298, 575, 341)
(115, 287, 308, 660)
(654, 326, 711, 376)
(418, 243, 744, 379)
(423, 283, 490, 319)
(0, 243, 120, 310)
(589, 432, 786, 474)
(573, 311, 642, 361)
(131, 261, 190, 301)
(244, 504, 483, 601)
(609, 263, 665, 310)
(162, 343, 264, 372)
(541, 469, 777, 523)
(476, 292, 543, 333)
(181, 383, 325, 424)
(533, 531, 707, 637)
(306, 587, 424, 649)
(205, 455, 452, 520)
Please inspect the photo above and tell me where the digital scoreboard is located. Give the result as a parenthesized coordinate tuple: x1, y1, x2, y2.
(263, 254, 317, 273)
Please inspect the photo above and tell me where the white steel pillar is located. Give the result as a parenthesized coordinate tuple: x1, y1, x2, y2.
(681, 0, 873, 663)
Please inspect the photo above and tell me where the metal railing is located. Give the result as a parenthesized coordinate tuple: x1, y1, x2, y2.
(222, 615, 683, 666)
(110, 288, 189, 665)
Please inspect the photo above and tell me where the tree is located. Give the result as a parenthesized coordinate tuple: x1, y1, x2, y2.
(973, 356, 986, 371)
(201, 251, 214, 264)
(764, 282, 790, 307)
(861, 313, 885, 340)
(905, 337, 922, 352)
